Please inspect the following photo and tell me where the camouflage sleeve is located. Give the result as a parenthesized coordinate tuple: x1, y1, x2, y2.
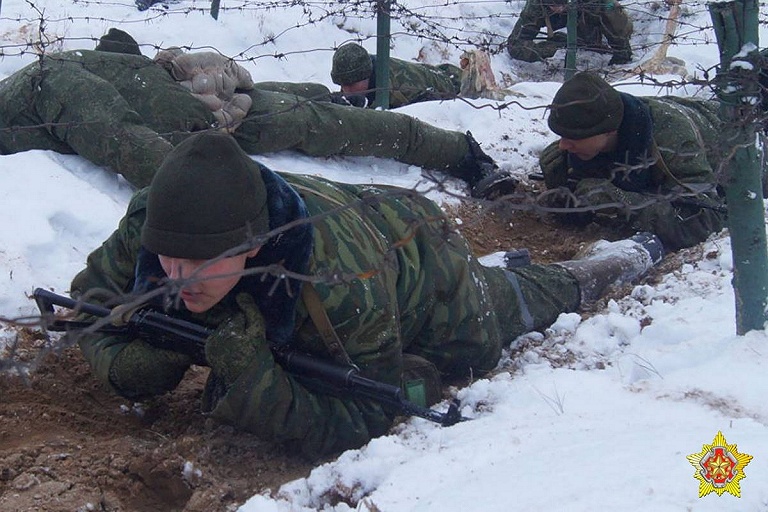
(201, 292, 395, 460)
(70, 190, 195, 399)
(252, 81, 332, 101)
(234, 88, 469, 171)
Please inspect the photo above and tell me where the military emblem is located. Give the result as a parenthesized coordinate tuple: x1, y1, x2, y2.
(687, 431, 753, 498)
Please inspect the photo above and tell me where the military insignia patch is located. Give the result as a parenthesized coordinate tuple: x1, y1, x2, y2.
(686, 430, 753, 498)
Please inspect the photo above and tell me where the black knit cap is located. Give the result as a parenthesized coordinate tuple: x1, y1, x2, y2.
(547, 72, 624, 140)
(331, 43, 373, 85)
(141, 132, 269, 260)
(94, 28, 142, 56)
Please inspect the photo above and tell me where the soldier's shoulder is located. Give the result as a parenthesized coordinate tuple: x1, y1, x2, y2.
(126, 188, 150, 216)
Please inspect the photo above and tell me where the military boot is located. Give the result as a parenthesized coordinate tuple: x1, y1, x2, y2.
(557, 232, 664, 305)
(459, 131, 519, 200)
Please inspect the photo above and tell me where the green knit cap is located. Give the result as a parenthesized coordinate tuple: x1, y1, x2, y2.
(331, 43, 373, 85)
(547, 72, 624, 140)
(141, 132, 269, 260)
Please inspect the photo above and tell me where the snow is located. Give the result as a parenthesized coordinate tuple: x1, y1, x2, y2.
(1, 0, 767, 510)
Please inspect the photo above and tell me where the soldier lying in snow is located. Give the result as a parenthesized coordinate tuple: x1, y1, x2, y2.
(71, 130, 665, 460)
(0, 29, 515, 198)
(538, 72, 726, 250)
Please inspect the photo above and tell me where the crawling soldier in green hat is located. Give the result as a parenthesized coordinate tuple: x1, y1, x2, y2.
(538, 71, 726, 250)
(71, 131, 664, 460)
(0, 29, 510, 198)
(330, 42, 463, 109)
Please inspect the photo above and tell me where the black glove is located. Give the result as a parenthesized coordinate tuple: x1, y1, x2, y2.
(550, 32, 568, 44)
(539, 142, 569, 189)
(344, 94, 368, 108)
(329, 92, 368, 108)
(471, 170, 519, 200)
(608, 48, 632, 65)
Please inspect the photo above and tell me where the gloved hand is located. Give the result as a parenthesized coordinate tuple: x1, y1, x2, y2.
(471, 170, 519, 200)
(108, 338, 192, 398)
(539, 141, 569, 189)
(550, 31, 568, 44)
(608, 48, 632, 65)
(329, 92, 368, 108)
(205, 292, 267, 389)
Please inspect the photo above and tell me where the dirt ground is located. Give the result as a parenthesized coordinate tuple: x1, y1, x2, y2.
(0, 191, 695, 512)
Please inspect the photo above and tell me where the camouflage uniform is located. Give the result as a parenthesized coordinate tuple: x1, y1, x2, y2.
(359, 56, 462, 109)
(507, 0, 633, 64)
(71, 167, 579, 459)
(540, 94, 726, 250)
(0, 50, 473, 188)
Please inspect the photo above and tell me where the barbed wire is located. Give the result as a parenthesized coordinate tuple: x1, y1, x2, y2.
(0, 0, 765, 374)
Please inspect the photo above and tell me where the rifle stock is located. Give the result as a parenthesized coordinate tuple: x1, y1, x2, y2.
(33, 288, 468, 426)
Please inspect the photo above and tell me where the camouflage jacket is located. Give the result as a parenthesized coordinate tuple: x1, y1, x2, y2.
(71, 168, 504, 459)
(361, 56, 462, 109)
(539, 93, 726, 249)
(507, 0, 632, 62)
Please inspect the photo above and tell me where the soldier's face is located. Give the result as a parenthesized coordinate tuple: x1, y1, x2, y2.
(341, 78, 370, 95)
(558, 132, 617, 161)
(158, 247, 260, 313)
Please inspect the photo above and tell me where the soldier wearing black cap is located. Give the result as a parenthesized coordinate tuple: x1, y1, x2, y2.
(507, 0, 633, 65)
(538, 72, 726, 250)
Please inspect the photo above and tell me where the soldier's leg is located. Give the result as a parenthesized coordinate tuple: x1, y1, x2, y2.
(34, 60, 173, 188)
(507, 39, 562, 62)
(482, 264, 581, 343)
(0, 109, 72, 155)
(556, 232, 664, 304)
(481, 232, 663, 335)
(235, 89, 469, 170)
(599, 3, 633, 63)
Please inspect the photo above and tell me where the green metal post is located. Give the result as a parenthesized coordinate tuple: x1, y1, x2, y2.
(374, 0, 391, 110)
(564, 0, 577, 80)
(210, 0, 220, 20)
(709, 0, 767, 334)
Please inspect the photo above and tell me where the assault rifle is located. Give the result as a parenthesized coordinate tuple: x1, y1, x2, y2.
(33, 288, 468, 427)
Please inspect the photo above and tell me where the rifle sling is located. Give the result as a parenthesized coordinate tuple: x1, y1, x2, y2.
(300, 283, 354, 367)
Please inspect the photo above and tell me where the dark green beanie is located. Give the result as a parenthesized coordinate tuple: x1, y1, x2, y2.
(331, 43, 373, 85)
(141, 132, 269, 260)
(547, 72, 624, 140)
(95, 28, 142, 56)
